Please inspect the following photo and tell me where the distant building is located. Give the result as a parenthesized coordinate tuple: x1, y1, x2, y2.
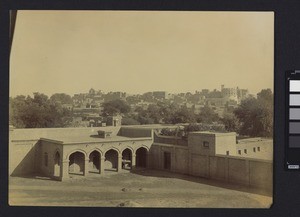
(105, 92, 127, 101)
(153, 91, 168, 100)
(106, 115, 122, 127)
(221, 85, 249, 104)
(221, 85, 238, 101)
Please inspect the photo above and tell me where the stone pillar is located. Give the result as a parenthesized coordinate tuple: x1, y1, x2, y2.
(131, 154, 136, 169)
(84, 157, 90, 176)
(118, 153, 122, 172)
(100, 157, 105, 174)
(60, 160, 70, 181)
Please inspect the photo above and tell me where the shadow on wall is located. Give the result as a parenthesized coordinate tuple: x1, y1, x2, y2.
(130, 168, 272, 197)
(10, 142, 38, 177)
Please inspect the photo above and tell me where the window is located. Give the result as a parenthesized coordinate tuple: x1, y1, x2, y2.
(253, 147, 256, 152)
(203, 141, 209, 148)
(244, 149, 247, 154)
(226, 151, 229, 155)
(257, 147, 260, 152)
(55, 151, 60, 166)
(238, 150, 241, 155)
(44, 152, 48, 167)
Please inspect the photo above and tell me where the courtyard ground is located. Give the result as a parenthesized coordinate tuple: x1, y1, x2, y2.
(9, 169, 272, 208)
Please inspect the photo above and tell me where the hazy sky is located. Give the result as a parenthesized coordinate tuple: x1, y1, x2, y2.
(10, 11, 274, 97)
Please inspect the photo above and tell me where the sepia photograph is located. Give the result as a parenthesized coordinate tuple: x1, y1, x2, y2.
(9, 10, 274, 208)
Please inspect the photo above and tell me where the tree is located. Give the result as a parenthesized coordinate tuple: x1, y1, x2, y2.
(171, 107, 196, 124)
(221, 112, 240, 132)
(196, 105, 220, 124)
(121, 117, 140, 125)
(50, 93, 73, 104)
(10, 93, 73, 128)
(147, 104, 162, 123)
(101, 99, 131, 116)
(234, 89, 273, 137)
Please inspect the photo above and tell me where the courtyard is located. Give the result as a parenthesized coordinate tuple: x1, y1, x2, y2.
(9, 169, 272, 208)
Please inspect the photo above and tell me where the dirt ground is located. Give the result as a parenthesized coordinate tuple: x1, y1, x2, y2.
(9, 169, 273, 208)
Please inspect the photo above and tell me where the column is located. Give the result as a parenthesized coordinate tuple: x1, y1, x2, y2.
(60, 160, 70, 181)
(84, 157, 90, 176)
(117, 153, 122, 172)
(131, 154, 136, 169)
(100, 157, 105, 174)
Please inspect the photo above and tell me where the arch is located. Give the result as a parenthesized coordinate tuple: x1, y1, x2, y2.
(88, 150, 101, 174)
(66, 149, 87, 160)
(135, 147, 148, 168)
(121, 146, 134, 154)
(134, 145, 150, 154)
(122, 148, 133, 170)
(103, 147, 120, 156)
(87, 148, 103, 157)
(68, 151, 85, 175)
(104, 149, 119, 172)
(53, 151, 61, 177)
(52, 148, 61, 159)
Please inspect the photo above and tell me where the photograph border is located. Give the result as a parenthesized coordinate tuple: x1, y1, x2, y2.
(1, 0, 299, 217)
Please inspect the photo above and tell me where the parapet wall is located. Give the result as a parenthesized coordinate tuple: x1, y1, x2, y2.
(150, 143, 273, 194)
(153, 132, 188, 146)
(119, 127, 153, 138)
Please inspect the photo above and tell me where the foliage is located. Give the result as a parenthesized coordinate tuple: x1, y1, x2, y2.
(170, 107, 196, 124)
(9, 93, 73, 128)
(50, 93, 73, 104)
(221, 112, 240, 132)
(101, 99, 131, 116)
(196, 105, 220, 124)
(121, 117, 140, 125)
(234, 89, 273, 137)
(160, 128, 177, 136)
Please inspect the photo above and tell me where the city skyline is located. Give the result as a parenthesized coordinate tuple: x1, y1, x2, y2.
(9, 85, 267, 98)
(10, 11, 274, 97)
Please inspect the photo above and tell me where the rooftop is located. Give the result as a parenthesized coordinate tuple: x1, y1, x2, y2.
(10, 126, 152, 144)
(189, 131, 236, 136)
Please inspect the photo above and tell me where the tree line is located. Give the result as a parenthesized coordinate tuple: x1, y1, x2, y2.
(9, 89, 273, 137)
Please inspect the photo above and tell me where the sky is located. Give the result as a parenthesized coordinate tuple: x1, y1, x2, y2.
(10, 11, 274, 97)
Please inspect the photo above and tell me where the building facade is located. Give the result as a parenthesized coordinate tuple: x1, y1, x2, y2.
(9, 125, 273, 193)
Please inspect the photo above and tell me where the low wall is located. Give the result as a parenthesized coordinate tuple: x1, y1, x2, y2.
(154, 132, 188, 146)
(119, 127, 153, 138)
(151, 143, 273, 194)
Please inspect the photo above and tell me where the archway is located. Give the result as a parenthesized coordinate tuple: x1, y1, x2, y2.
(89, 150, 100, 174)
(136, 147, 148, 168)
(104, 149, 118, 171)
(69, 151, 85, 175)
(54, 151, 61, 177)
(122, 148, 132, 170)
